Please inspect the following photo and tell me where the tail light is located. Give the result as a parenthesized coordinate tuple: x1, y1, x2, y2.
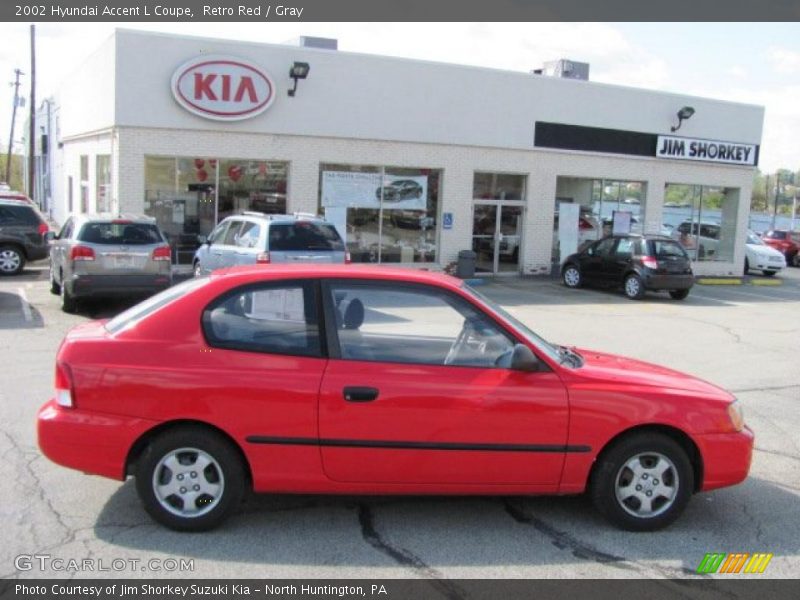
(54, 362, 75, 408)
(38, 222, 49, 235)
(151, 245, 171, 261)
(256, 252, 271, 264)
(70, 245, 95, 261)
(578, 218, 594, 230)
(641, 255, 659, 269)
(345, 252, 352, 264)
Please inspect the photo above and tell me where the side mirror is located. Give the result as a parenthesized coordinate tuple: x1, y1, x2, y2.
(44, 231, 56, 243)
(511, 344, 541, 372)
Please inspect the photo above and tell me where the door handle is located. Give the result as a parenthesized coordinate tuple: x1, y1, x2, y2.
(343, 387, 379, 402)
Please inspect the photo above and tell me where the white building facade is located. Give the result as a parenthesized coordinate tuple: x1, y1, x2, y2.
(51, 29, 764, 276)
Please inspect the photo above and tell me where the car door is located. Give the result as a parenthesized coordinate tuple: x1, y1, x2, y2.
(579, 237, 615, 285)
(604, 237, 635, 285)
(232, 221, 261, 266)
(317, 280, 569, 487)
(51, 218, 74, 283)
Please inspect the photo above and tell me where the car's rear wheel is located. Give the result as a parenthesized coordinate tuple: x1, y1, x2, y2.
(762, 270, 777, 277)
(135, 426, 245, 532)
(0, 245, 25, 276)
(590, 432, 693, 531)
(623, 274, 645, 300)
(669, 289, 690, 300)
(562, 264, 581, 288)
(60, 284, 77, 313)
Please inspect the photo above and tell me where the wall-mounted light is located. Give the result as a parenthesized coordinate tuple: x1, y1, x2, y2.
(671, 106, 695, 132)
(288, 62, 310, 97)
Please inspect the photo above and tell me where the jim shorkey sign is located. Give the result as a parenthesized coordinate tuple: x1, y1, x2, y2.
(656, 135, 757, 166)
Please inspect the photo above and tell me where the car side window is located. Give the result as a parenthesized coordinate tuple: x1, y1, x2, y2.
(327, 282, 516, 368)
(615, 238, 634, 258)
(236, 222, 261, 248)
(590, 238, 616, 258)
(58, 219, 73, 240)
(202, 281, 321, 357)
(207, 222, 228, 245)
(222, 221, 242, 245)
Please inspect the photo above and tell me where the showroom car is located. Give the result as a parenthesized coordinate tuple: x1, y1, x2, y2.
(49, 214, 172, 313)
(562, 234, 694, 300)
(193, 212, 347, 277)
(744, 230, 786, 276)
(38, 265, 751, 532)
(760, 229, 800, 266)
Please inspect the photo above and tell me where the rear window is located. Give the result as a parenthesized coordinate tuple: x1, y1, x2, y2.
(268, 222, 344, 252)
(649, 240, 689, 259)
(0, 204, 41, 226)
(78, 222, 164, 245)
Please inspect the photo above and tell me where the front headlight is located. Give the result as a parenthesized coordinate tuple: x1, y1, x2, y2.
(727, 400, 744, 432)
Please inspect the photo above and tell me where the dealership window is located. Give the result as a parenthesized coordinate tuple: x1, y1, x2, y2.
(80, 155, 89, 213)
(144, 156, 288, 264)
(552, 177, 647, 264)
(96, 155, 111, 213)
(664, 184, 739, 262)
(318, 164, 440, 264)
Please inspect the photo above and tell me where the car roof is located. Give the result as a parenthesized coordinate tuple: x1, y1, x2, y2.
(72, 213, 156, 224)
(0, 198, 35, 207)
(224, 212, 326, 224)
(211, 264, 463, 289)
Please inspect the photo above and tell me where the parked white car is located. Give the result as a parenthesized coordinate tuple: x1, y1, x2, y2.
(744, 230, 786, 276)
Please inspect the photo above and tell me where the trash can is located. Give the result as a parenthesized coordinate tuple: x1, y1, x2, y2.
(456, 250, 477, 279)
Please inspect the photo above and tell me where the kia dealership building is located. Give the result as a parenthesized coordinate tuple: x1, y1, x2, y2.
(45, 29, 764, 276)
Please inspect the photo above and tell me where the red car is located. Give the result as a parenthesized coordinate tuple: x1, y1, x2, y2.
(761, 230, 800, 265)
(38, 265, 753, 532)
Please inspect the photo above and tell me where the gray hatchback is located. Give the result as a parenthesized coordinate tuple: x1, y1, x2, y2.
(193, 212, 347, 277)
(49, 214, 173, 312)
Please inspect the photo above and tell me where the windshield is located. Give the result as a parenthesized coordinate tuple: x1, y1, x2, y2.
(461, 284, 565, 365)
(105, 277, 210, 334)
(746, 232, 764, 245)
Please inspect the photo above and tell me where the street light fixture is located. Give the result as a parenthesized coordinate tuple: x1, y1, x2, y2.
(671, 106, 695, 132)
(288, 62, 310, 97)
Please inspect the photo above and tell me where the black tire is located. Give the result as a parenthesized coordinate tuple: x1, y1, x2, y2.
(623, 274, 645, 300)
(743, 258, 749, 275)
(590, 432, 694, 531)
(49, 267, 61, 295)
(135, 426, 246, 532)
(0, 244, 25, 276)
(762, 270, 776, 277)
(562, 264, 582, 288)
(669, 289, 690, 300)
(193, 261, 203, 278)
(60, 284, 77, 313)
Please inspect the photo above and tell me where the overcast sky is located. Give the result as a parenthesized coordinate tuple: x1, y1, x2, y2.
(1, 22, 798, 172)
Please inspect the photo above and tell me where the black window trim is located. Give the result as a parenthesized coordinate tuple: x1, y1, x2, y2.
(200, 278, 326, 359)
(319, 278, 538, 370)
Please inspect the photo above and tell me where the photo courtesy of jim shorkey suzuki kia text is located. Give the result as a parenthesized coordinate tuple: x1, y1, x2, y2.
(35, 4, 307, 18)
(13, 584, 387, 597)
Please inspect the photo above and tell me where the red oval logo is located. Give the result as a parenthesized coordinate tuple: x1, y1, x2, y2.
(171, 56, 275, 121)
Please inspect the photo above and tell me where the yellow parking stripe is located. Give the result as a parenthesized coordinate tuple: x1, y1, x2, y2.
(697, 278, 743, 285)
(751, 279, 783, 286)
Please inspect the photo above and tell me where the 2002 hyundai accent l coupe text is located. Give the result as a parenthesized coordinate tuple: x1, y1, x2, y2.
(38, 265, 753, 532)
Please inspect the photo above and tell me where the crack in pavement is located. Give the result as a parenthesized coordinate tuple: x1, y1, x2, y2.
(754, 446, 800, 462)
(731, 384, 800, 394)
(357, 504, 465, 600)
(502, 499, 704, 581)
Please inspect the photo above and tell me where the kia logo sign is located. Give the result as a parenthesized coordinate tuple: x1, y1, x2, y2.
(171, 56, 275, 121)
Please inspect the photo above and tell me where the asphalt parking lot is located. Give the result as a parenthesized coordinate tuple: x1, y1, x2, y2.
(1, 263, 798, 580)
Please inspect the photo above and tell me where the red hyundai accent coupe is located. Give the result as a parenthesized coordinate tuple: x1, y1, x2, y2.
(38, 265, 753, 532)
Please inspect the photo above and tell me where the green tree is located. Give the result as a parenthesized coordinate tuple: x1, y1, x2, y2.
(0, 152, 24, 190)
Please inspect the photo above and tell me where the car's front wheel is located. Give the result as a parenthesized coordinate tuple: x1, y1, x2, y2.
(562, 264, 581, 288)
(623, 274, 645, 300)
(135, 426, 246, 531)
(669, 289, 690, 300)
(590, 432, 693, 531)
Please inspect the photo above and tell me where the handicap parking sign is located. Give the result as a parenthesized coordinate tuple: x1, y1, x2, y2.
(443, 212, 453, 229)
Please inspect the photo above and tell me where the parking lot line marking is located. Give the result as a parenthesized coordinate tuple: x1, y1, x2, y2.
(697, 278, 743, 285)
(751, 279, 783, 286)
(16, 288, 32, 323)
(698, 286, 799, 302)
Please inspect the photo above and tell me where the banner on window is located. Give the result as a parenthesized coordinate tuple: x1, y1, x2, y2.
(321, 171, 427, 210)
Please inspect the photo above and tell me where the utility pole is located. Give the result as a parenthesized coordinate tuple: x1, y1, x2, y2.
(28, 24, 36, 200)
(5, 68, 22, 184)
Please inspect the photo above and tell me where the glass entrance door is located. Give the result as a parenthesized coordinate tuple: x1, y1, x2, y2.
(472, 204, 523, 274)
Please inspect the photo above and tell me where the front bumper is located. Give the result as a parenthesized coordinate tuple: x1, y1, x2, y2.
(37, 400, 159, 480)
(68, 273, 171, 299)
(695, 426, 754, 491)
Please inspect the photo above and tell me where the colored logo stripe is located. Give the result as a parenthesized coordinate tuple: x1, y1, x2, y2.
(697, 553, 773, 574)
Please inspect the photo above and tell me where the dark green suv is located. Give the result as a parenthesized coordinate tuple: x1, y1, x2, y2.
(0, 198, 50, 275)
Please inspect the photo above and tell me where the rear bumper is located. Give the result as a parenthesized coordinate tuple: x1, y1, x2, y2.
(37, 399, 159, 480)
(696, 426, 754, 491)
(68, 273, 171, 298)
(642, 273, 694, 291)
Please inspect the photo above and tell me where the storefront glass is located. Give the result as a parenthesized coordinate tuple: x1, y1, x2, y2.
(95, 155, 111, 213)
(471, 173, 526, 274)
(664, 184, 738, 262)
(144, 156, 288, 264)
(318, 164, 440, 264)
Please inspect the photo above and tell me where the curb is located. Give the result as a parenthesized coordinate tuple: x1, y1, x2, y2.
(751, 279, 783, 286)
(696, 277, 784, 286)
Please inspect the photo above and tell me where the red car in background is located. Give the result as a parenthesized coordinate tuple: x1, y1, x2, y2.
(38, 265, 752, 532)
(761, 230, 800, 266)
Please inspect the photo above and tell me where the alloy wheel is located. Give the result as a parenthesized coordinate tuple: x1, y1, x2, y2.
(614, 452, 679, 518)
(151, 447, 225, 518)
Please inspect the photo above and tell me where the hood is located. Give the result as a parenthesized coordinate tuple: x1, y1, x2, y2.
(747, 242, 784, 259)
(571, 347, 733, 401)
